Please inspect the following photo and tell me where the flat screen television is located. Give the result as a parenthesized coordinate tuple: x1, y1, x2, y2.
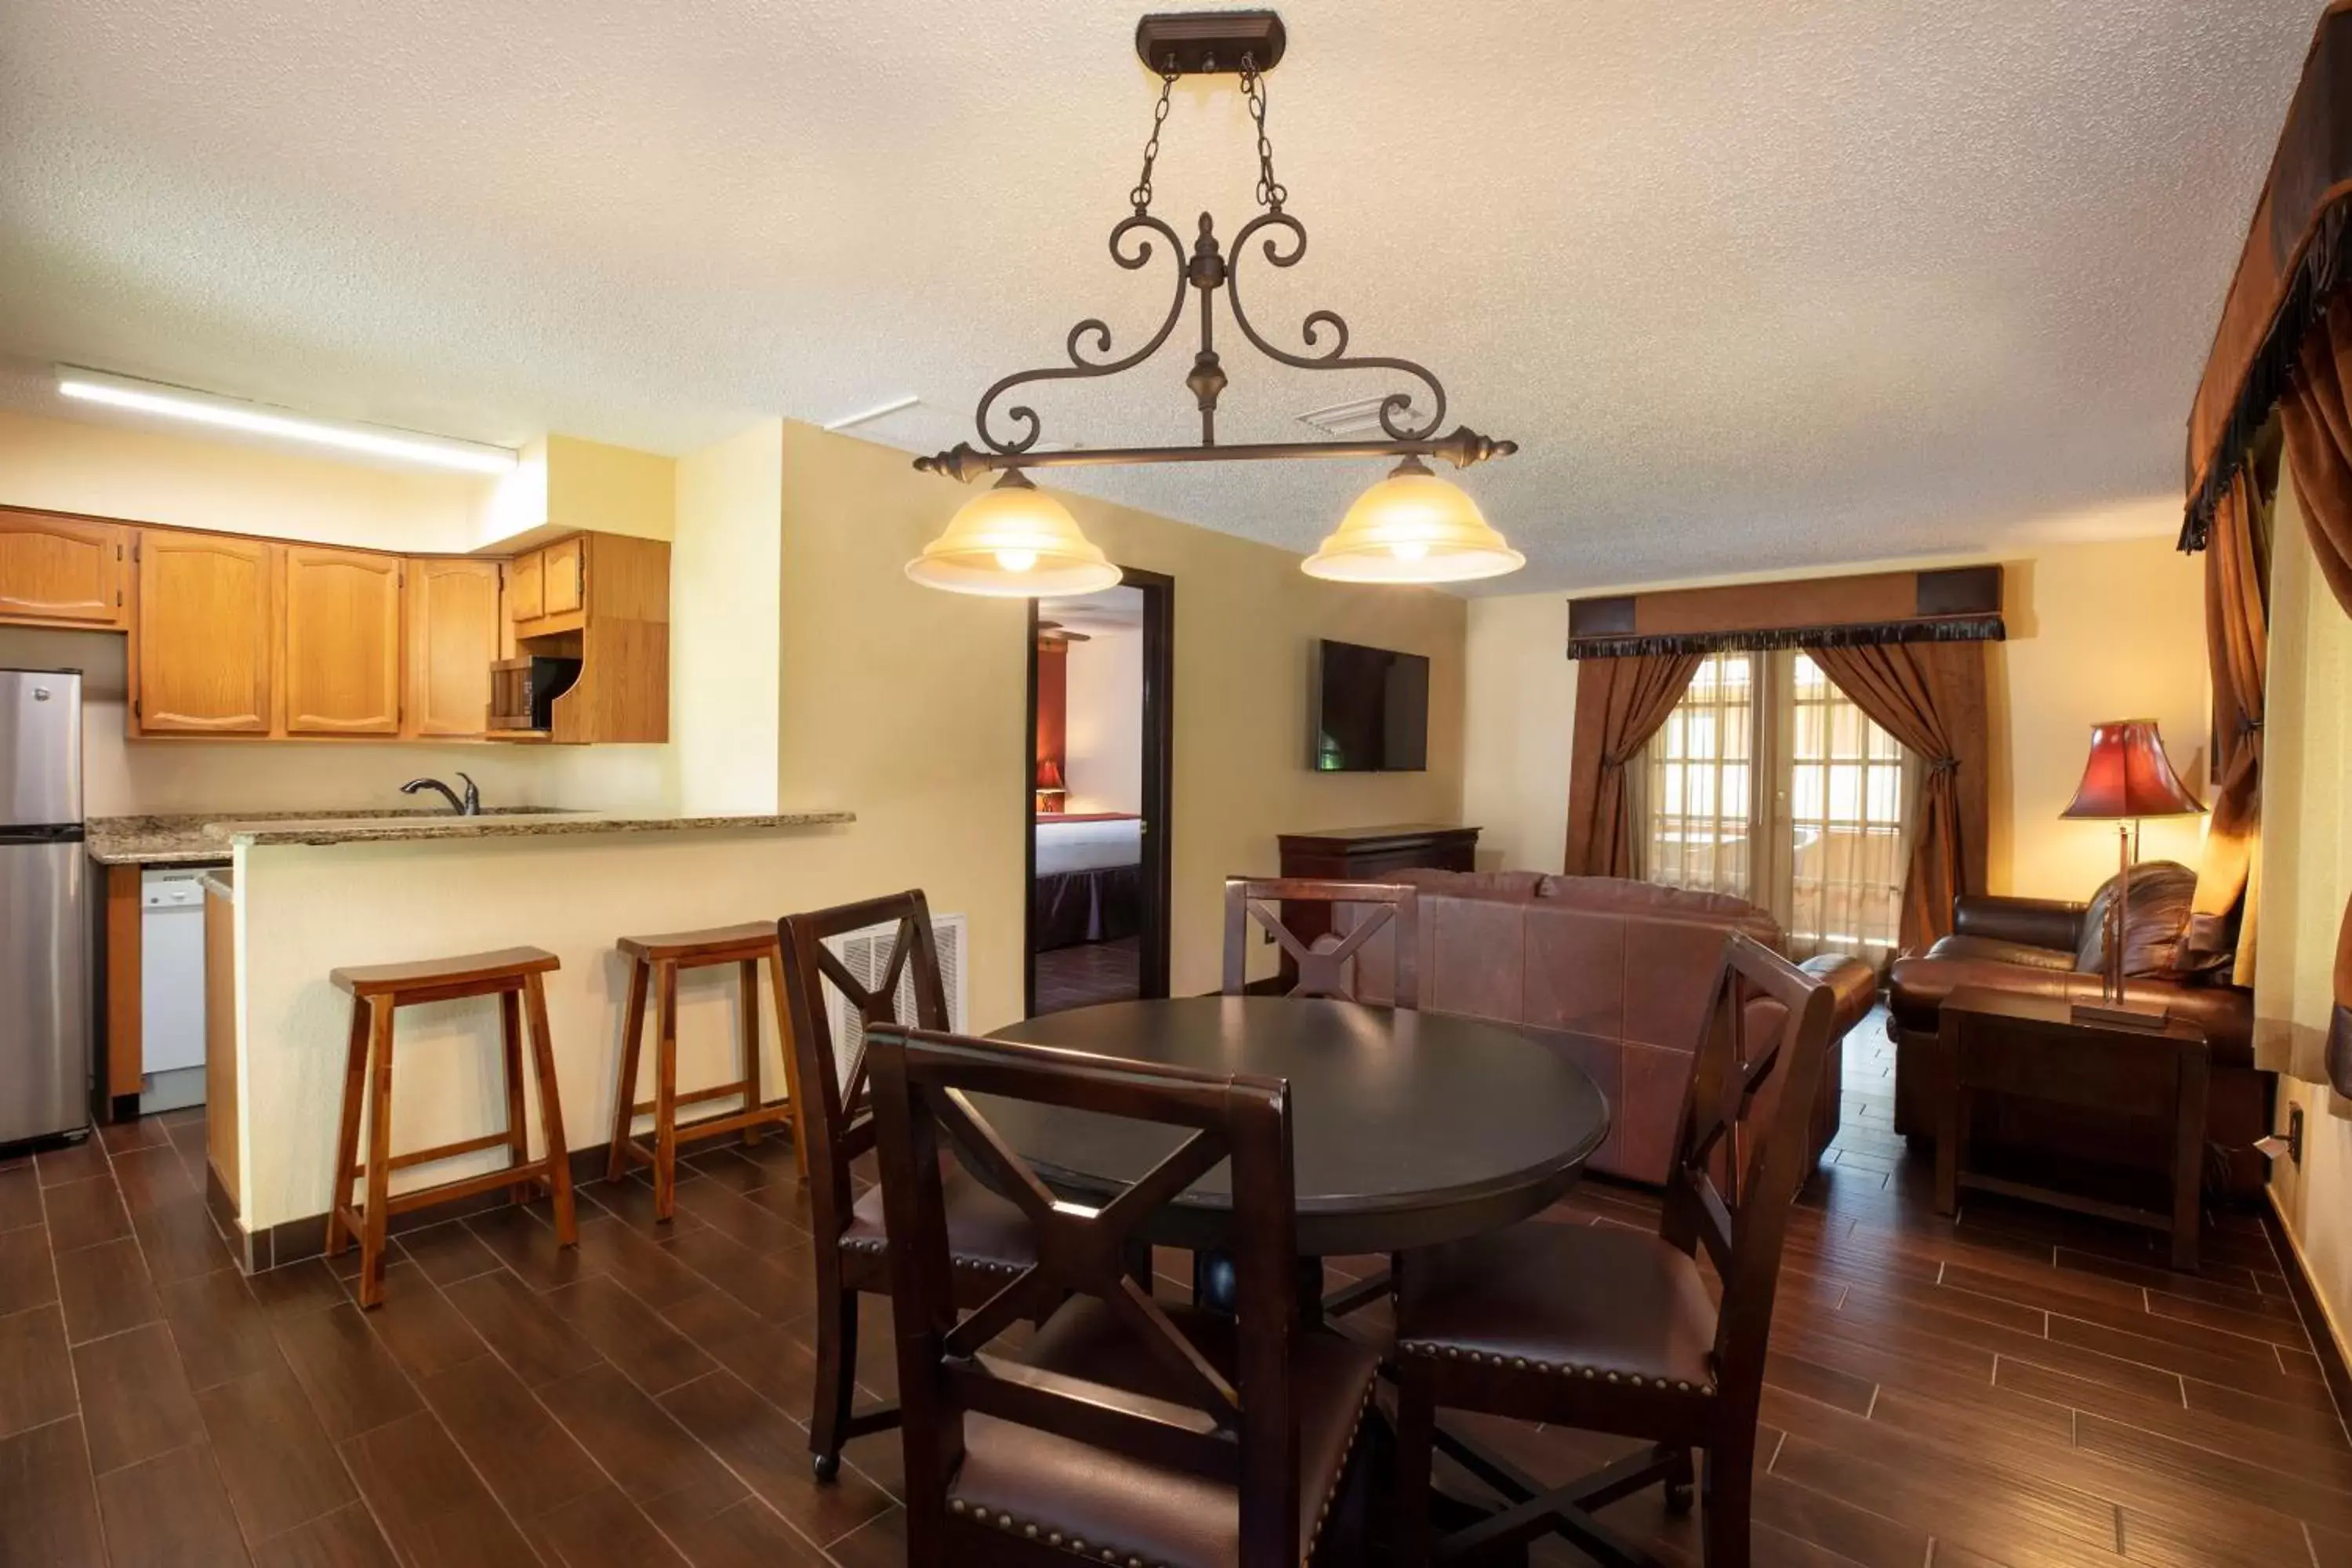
(1314, 639, 1429, 772)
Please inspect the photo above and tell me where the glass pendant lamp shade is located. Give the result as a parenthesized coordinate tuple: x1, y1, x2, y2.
(906, 470, 1123, 598)
(1301, 458, 1525, 584)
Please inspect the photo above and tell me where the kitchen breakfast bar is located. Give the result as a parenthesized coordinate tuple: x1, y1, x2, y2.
(176, 811, 857, 1269)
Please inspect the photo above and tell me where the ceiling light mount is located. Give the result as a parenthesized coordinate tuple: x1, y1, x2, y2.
(1133, 11, 1286, 76)
(909, 11, 1520, 593)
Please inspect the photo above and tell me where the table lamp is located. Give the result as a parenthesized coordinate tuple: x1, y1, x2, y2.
(1034, 757, 1067, 816)
(2060, 719, 2205, 1029)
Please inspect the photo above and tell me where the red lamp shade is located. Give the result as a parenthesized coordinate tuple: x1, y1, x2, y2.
(1035, 757, 1065, 793)
(2060, 720, 2205, 821)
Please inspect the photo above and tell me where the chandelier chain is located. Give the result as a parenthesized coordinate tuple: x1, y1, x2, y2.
(1241, 56, 1286, 212)
(1130, 66, 1178, 215)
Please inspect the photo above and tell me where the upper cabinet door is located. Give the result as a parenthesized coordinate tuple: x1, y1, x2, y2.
(507, 548, 544, 624)
(283, 546, 403, 735)
(0, 512, 127, 627)
(542, 535, 584, 617)
(136, 532, 275, 734)
(405, 557, 499, 739)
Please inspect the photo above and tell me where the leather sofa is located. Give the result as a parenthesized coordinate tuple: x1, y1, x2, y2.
(1885, 861, 2267, 1196)
(1333, 869, 1878, 1184)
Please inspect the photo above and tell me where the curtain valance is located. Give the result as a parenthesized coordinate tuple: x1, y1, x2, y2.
(2182, 5, 2352, 552)
(1564, 566, 2002, 662)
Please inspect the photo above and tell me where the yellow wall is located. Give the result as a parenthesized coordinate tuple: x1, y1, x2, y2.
(1460, 528, 2211, 896)
(1990, 538, 2211, 896)
(0, 406, 494, 550)
(2255, 473, 2352, 1363)
(670, 423, 785, 814)
(1464, 590, 1577, 871)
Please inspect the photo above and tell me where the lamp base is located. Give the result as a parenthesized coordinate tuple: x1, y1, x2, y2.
(2071, 997, 2172, 1032)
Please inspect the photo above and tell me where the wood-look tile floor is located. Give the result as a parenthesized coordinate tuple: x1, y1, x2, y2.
(1032, 935, 1141, 1014)
(0, 1011, 2345, 1567)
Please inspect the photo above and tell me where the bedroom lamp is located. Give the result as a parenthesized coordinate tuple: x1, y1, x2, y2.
(1034, 757, 1068, 816)
(2060, 719, 2205, 1029)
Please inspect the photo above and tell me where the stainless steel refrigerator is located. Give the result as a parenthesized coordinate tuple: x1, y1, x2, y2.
(0, 669, 89, 1149)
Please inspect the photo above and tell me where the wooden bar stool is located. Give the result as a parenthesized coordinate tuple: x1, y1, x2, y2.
(325, 946, 578, 1308)
(606, 922, 807, 1221)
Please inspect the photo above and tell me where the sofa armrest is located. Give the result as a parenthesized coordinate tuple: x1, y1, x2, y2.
(1954, 894, 2084, 953)
(1799, 954, 1878, 1040)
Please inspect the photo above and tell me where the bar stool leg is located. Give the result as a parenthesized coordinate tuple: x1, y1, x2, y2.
(764, 946, 810, 1182)
(499, 989, 532, 1206)
(653, 958, 681, 1221)
(522, 972, 578, 1247)
(358, 996, 397, 1310)
(737, 957, 764, 1148)
(608, 956, 650, 1182)
(325, 999, 370, 1259)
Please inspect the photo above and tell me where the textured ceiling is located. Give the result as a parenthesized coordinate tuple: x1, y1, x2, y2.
(0, 1, 2321, 590)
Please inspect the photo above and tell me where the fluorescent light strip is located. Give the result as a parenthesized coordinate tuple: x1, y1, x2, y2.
(56, 370, 519, 474)
(822, 394, 921, 433)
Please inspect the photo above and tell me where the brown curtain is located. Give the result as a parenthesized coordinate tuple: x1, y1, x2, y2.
(2187, 465, 2269, 985)
(1806, 641, 1991, 954)
(2280, 307, 2352, 617)
(1564, 652, 1700, 877)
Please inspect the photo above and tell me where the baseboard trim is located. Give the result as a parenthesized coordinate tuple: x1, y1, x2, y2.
(2260, 1189, 2352, 1445)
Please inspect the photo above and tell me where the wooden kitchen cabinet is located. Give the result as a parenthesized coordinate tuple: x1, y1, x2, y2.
(0, 510, 129, 628)
(542, 535, 584, 616)
(507, 547, 543, 624)
(282, 545, 404, 735)
(133, 531, 276, 734)
(405, 557, 500, 738)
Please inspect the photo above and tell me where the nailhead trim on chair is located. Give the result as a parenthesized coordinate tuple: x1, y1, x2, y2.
(944, 1374, 1377, 1566)
(1395, 1340, 1716, 1397)
(840, 1235, 1027, 1276)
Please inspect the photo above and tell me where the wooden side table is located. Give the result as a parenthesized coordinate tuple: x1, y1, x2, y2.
(1935, 985, 2209, 1269)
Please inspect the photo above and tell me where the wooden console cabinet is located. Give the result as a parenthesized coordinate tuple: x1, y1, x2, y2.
(1271, 824, 1480, 983)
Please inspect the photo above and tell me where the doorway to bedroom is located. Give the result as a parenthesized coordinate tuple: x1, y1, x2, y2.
(1024, 568, 1174, 1015)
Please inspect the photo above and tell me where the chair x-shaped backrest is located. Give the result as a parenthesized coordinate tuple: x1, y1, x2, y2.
(777, 891, 951, 1242)
(866, 1025, 1301, 1563)
(1221, 877, 1420, 1008)
(1659, 933, 1835, 1413)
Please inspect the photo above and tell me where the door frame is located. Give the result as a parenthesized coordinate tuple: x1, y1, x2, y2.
(1022, 566, 1175, 1016)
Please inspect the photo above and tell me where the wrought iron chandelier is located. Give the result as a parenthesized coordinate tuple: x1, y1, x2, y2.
(906, 10, 1523, 597)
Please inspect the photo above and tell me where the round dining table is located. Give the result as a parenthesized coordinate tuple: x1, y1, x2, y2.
(980, 994, 1611, 1265)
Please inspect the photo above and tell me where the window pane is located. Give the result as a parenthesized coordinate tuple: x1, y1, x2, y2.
(1641, 652, 1757, 901)
(1785, 661, 1909, 956)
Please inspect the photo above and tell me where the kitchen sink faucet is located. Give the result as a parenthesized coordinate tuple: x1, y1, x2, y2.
(399, 773, 480, 815)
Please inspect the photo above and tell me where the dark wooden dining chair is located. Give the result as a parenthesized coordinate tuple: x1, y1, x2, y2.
(866, 1020, 1381, 1568)
(1222, 877, 1420, 1007)
(1388, 932, 1837, 1568)
(777, 891, 1037, 1483)
(1224, 875, 1421, 1324)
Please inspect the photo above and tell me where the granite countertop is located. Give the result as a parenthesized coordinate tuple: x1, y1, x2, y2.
(86, 808, 852, 862)
(209, 811, 854, 848)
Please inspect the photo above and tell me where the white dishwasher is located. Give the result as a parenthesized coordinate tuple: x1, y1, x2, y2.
(139, 866, 209, 1114)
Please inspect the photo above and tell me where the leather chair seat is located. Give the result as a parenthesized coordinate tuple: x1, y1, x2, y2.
(1926, 935, 2082, 972)
(1395, 1220, 1719, 1396)
(844, 1157, 1034, 1273)
(948, 1298, 1381, 1568)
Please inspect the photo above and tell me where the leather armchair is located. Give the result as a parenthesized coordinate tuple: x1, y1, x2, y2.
(1886, 862, 2267, 1196)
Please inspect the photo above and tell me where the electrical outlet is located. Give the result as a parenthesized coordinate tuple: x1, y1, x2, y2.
(2289, 1104, 2306, 1167)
